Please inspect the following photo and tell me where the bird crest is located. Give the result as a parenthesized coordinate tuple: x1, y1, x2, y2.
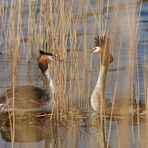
(39, 49, 58, 64)
(95, 35, 110, 48)
(39, 50, 54, 57)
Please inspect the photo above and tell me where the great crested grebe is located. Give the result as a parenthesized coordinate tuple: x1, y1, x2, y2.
(91, 35, 145, 116)
(0, 50, 57, 112)
(91, 35, 113, 112)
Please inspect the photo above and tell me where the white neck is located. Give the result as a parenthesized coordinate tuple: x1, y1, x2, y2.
(97, 64, 108, 96)
(91, 64, 108, 111)
(43, 70, 55, 100)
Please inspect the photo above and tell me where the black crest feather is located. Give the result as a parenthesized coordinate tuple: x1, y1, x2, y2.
(39, 50, 53, 56)
(95, 35, 110, 47)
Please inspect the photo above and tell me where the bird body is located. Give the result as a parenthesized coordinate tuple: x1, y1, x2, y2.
(90, 35, 145, 116)
(0, 85, 53, 111)
(0, 50, 56, 112)
(91, 65, 108, 112)
(91, 35, 113, 112)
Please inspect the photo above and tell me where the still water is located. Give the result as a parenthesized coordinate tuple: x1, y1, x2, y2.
(0, 0, 148, 148)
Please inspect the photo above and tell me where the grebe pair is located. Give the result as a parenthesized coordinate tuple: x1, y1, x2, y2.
(0, 36, 145, 115)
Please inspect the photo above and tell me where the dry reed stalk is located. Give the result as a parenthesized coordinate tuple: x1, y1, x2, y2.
(90, 0, 107, 146)
(105, 4, 119, 148)
(147, 86, 148, 145)
(144, 34, 148, 145)
(107, 37, 122, 147)
(5, 0, 23, 146)
(9, 1, 17, 147)
(103, 0, 140, 147)
(64, 0, 84, 111)
(81, 0, 90, 111)
(127, 2, 140, 146)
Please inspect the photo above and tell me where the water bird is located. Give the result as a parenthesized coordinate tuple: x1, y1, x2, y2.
(91, 35, 145, 117)
(0, 50, 58, 112)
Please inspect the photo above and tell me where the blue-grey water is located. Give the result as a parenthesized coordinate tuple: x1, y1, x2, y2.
(0, 0, 148, 148)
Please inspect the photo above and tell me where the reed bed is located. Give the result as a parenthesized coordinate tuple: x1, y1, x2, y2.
(0, 0, 147, 148)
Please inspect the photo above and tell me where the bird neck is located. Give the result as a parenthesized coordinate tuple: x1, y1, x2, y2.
(43, 70, 55, 99)
(91, 63, 109, 112)
(96, 63, 108, 99)
(91, 47, 112, 112)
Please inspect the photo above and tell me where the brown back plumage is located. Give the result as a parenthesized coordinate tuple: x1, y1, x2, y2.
(0, 86, 50, 109)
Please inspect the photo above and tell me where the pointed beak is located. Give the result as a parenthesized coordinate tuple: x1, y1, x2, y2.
(47, 54, 67, 63)
(39, 50, 67, 63)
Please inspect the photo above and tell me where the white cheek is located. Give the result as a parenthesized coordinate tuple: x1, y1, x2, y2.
(47, 55, 53, 60)
(93, 47, 100, 52)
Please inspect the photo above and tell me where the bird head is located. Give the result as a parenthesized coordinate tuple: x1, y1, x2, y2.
(38, 50, 58, 73)
(92, 35, 113, 65)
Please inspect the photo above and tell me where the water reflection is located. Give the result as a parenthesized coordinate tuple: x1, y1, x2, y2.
(0, 111, 147, 147)
(0, 112, 78, 148)
(0, 112, 113, 148)
(0, 113, 56, 147)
